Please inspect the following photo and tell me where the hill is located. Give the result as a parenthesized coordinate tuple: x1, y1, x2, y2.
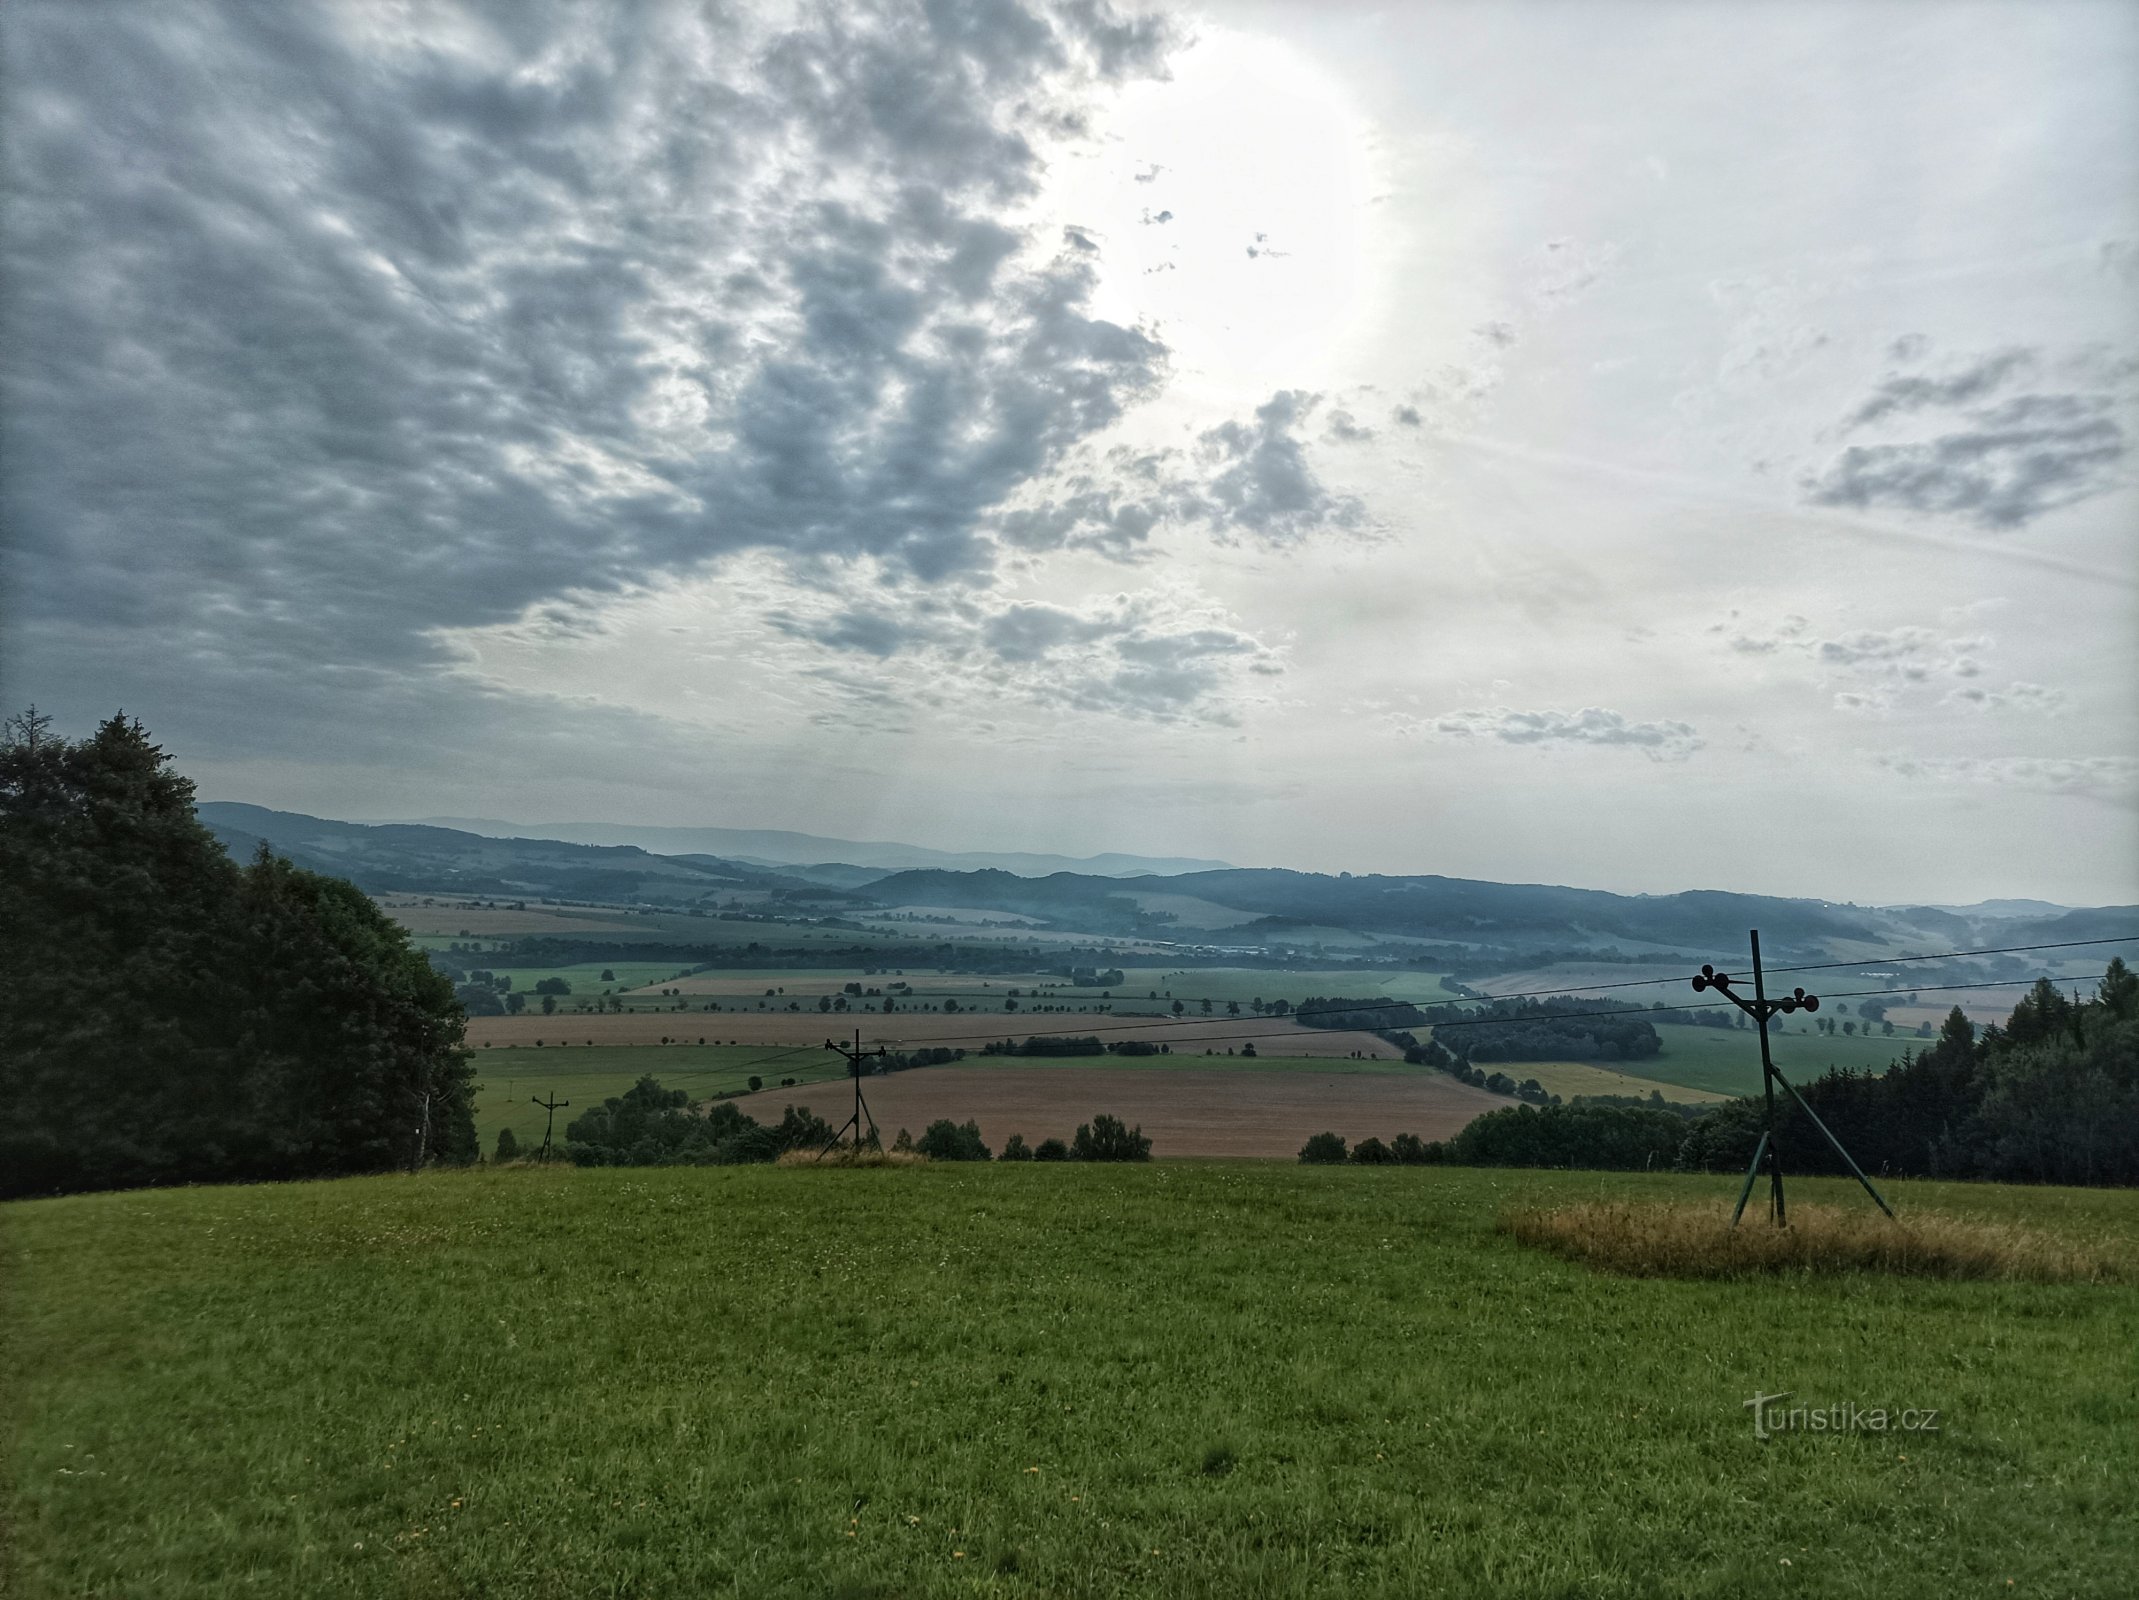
(197, 802, 846, 910)
(5, 1164, 2130, 1598)
(404, 815, 1231, 878)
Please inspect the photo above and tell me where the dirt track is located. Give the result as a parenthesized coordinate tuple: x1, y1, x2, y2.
(743, 1065, 1510, 1158)
(464, 1011, 1399, 1059)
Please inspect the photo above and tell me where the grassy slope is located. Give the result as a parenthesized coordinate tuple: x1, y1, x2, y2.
(5, 1167, 2134, 1599)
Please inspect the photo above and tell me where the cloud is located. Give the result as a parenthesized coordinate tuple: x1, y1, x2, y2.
(1879, 754, 2139, 803)
(1411, 707, 1703, 761)
(1716, 613, 2028, 713)
(1390, 404, 1423, 427)
(1803, 345, 2131, 528)
(3, 0, 1179, 748)
(992, 390, 1367, 555)
(1843, 349, 2033, 430)
(1322, 408, 1374, 444)
(763, 575, 1285, 725)
(1944, 680, 2067, 716)
(1196, 392, 1365, 541)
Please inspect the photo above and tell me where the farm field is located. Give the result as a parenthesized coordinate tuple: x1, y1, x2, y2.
(471, 1046, 848, 1151)
(1504, 1060, 1730, 1105)
(463, 1009, 1403, 1058)
(760, 1064, 1510, 1157)
(4, 1165, 2133, 1598)
(1605, 1024, 1915, 1099)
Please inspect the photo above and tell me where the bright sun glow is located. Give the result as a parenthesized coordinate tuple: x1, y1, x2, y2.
(1036, 28, 1382, 399)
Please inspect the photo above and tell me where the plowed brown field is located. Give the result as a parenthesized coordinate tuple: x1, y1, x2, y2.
(743, 1066, 1510, 1158)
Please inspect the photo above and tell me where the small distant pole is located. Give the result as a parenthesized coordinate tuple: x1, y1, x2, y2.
(531, 1093, 570, 1161)
(1694, 929, 1894, 1227)
(823, 1028, 887, 1153)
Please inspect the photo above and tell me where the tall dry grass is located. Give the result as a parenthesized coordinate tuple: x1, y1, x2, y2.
(1504, 1199, 2127, 1283)
(773, 1146, 930, 1168)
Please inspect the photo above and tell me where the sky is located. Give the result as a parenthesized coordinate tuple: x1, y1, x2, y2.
(4, 0, 2135, 905)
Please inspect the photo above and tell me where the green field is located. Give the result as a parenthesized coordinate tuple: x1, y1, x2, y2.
(5, 1166, 2133, 1597)
(471, 1046, 849, 1148)
(1604, 1024, 1916, 1098)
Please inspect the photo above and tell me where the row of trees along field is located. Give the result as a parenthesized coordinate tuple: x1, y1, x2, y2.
(1, 711, 477, 1198)
(559, 1077, 1154, 1165)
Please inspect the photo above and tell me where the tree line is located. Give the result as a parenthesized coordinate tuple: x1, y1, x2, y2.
(2, 712, 476, 1198)
(1315, 965, 2137, 1185)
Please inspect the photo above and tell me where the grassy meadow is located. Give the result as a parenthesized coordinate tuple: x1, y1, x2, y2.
(5, 1165, 2134, 1598)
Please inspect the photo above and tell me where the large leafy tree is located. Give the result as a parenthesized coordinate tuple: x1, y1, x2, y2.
(0, 710, 476, 1196)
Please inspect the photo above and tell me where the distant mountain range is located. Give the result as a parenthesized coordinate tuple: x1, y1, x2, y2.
(400, 816, 1230, 878)
(197, 802, 2134, 970)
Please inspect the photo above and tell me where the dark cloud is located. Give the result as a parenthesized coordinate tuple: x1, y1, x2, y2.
(1842, 348, 2032, 430)
(1390, 404, 1423, 427)
(1805, 346, 2131, 528)
(3, 0, 1178, 748)
(1196, 391, 1365, 542)
(1805, 412, 2125, 529)
(992, 391, 1366, 555)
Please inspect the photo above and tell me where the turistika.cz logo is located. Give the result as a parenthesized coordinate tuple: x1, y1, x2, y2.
(1745, 1392, 1942, 1440)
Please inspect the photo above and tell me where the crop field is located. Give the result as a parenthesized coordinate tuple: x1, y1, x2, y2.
(5, 1166, 2133, 1598)
(471, 1047, 848, 1151)
(1606, 1025, 1912, 1099)
(1502, 1060, 1730, 1104)
(772, 1063, 1510, 1157)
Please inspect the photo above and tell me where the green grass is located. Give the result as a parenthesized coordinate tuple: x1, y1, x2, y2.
(1604, 1024, 1916, 1098)
(471, 1046, 847, 1149)
(5, 1166, 2134, 1597)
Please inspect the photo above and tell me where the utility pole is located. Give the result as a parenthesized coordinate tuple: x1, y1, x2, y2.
(823, 1028, 887, 1153)
(532, 1092, 570, 1161)
(1694, 929, 1894, 1227)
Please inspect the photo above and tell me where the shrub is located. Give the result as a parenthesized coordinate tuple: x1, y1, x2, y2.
(999, 1133, 1034, 1161)
(1299, 1131, 1347, 1164)
(1033, 1137, 1070, 1162)
(1070, 1113, 1151, 1161)
(916, 1119, 991, 1161)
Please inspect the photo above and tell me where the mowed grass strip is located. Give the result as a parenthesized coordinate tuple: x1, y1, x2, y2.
(5, 1167, 2136, 1598)
(1506, 1199, 2131, 1283)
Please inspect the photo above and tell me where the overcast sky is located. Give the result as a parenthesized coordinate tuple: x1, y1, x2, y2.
(5, 0, 2134, 904)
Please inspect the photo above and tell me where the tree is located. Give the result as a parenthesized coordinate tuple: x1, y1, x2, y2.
(541, 994, 557, 1015)
(534, 977, 572, 996)
(1, 711, 476, 1197)
(1033, 1137, 1070, 1161)
(495, 1127, 520, 1162)
(1350, 1136, 1394, 1164)
(1299, 1132, 1347, 1163)
(1000, 1133, 1034, 1161)
(1070, 1113, 1151, 1161)
(600, 969, 616, 982)
(916, 1119, 991, 1161)
(748, 1075, 763, 1092)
